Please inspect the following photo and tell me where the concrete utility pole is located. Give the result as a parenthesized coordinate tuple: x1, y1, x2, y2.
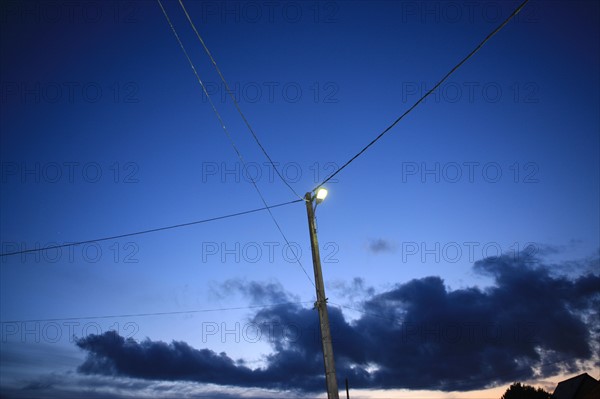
(305, 190, 339, 399)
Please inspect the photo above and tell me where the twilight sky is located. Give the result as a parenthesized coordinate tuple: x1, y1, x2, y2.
(1, 1, 599, 398)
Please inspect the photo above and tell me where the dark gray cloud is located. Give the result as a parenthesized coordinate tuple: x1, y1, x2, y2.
(329, 277, 375, 304)
(549, 251, 600, 277)
(367, 238, 395, 253)
(75, 253, 600, 393)
(211, 278, 296, 305)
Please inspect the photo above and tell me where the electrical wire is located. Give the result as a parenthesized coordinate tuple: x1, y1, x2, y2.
(178, 0, 303, 201)
(313, 0, 530, 191)
(0, 301, 314, 324)
(157, 0, 315, 288)
(0, 199, 302, 257)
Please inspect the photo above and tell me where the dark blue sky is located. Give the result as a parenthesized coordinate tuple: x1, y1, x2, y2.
(1, 1, 599, 398)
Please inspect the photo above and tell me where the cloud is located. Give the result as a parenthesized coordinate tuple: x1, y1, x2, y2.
(210, 278, 297, 305)
(1, 372, 286, 399)
(328, 277, 375, 306)
(75, 328, 324, 392)
(549, 251, 600, 277)
(367, 238, 395, 253)
(75, 253, 600, 393)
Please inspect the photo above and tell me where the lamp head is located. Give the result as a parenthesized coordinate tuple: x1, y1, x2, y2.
(315, 188, 328, 204)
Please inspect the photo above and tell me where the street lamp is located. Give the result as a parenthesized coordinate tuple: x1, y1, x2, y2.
(316, 187, 328, 204)
(305, 189, 339, 399)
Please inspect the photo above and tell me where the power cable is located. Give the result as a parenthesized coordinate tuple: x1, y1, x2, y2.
(313, 0, 530, 191)
(157, 0, 315, 288)
(178, 0, 303, 200)
(0, 199, 301, 257)
(0, 301, 314, 324)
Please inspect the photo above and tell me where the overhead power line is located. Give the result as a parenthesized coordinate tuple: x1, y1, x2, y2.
(157, 0, 315, 288)
(178, 0, 303, 201)
(0, 199, 302, 258)
(0, 301, 313, 324)
(313, 0, 530, 191)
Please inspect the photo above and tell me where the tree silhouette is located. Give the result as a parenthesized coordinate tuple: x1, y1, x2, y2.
(501, 382, 552, 399)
